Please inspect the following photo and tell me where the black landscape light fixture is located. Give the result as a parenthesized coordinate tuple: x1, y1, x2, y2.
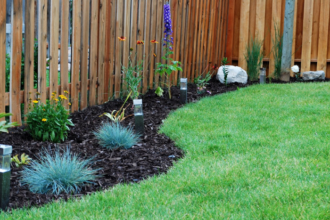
(133, 99, 144, 135)
(260, 68, 266, 84)
(180, 78, 187, 104)
(0, 145, 12, 211)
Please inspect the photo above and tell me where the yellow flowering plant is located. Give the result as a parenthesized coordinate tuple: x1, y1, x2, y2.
(25, 92, 74, 143)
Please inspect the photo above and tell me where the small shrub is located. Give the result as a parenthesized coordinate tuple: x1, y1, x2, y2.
(25, 92, 74, 143)
(94, 122, 140, 150)
(245, 36, 264, 81)
(194, 64, 216, 94)
(20, 147, 99, 195)
(11, 153, 32, 168)
(0, 113, 19, 133)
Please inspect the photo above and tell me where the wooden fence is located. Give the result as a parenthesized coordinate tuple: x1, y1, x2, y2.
(1, 0, 228, 124)
(226, 0, 330, 79)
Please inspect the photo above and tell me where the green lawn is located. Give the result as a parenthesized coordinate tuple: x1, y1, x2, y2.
(3, 83, 330, 219)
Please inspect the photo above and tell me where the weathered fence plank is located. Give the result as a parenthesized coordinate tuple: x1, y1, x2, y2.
(316, 0, 329, 73)
(301, 0, 314, 73)
(24, 0, 35, 118)
(0, 0, 5, 119)
(38, 0, 47, 104)
(50, 0, 60, 95)
(10, 0, 23, 124)
(60, 0, 69, 107)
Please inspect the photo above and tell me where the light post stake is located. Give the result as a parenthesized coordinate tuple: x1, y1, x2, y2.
(133, 99, 144, 135)
(180, 78, 187, 104)
(260, 68, 266, 84)
(0, 145, 12, 211)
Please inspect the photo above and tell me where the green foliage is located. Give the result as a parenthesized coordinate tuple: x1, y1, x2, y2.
(25, 93, 74, 143)
(271, 24, 283, 79)
(221, 57, 229, 86)
(101, 91, 133, 123)
(94, 122, 140, 150)
(155, 86, 164, 97)
(11, 153, 32, 168)
(20, 147, 99, 195)
(0, 113, 19, 133)
(155, 51, 182, 99)
(245, 36, 264, 81)
(194, 72, 212, 94)
(123, 51, 143, 99)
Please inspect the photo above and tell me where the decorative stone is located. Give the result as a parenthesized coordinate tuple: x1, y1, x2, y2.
(302, 71, 325, 81)
(217, 65, 248, 84)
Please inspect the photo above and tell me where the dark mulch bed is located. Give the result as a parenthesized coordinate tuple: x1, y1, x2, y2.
(0, 76, 327, 210)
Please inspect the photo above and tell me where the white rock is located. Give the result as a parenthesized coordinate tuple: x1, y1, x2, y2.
(302, 71, 325, 81)
(217, 65, 248, 84)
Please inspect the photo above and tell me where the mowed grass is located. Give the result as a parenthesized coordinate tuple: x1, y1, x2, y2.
(3, 83, 330, 219)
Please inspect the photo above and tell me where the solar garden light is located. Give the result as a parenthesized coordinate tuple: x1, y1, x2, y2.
(133, 99, 144, 135)
(260, 68, 266, 84)
(180, 78, 188, 104)
(0, 145, 12, 210)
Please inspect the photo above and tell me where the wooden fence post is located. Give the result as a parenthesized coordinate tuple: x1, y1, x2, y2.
(0, 0, 5, 120)
(10, 0, 23, 124)
(280, 0, 296, 82)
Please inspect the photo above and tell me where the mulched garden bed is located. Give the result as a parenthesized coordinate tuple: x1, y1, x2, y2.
(0, 76, 327, 210)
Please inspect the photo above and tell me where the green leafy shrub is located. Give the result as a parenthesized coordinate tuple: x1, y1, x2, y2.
(271, 24, 283, 79)
(245, 36, 264, 81)
(94, 122, 140, 150)
(20, 147, 99, 195)
(0, 113, 19, 133)
(25, 92, 74, 143)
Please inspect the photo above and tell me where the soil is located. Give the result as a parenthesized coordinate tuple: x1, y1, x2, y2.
(0, 76, 327, 210)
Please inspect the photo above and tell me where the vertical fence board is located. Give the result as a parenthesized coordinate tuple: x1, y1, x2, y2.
(80, 0, 90, 110)
(174, 0, 182, 85)
(109, 0, 117, 99)
(10, 0, 23, 124)
(89, 0, 99, 106)
(301, 0, 314, 73)
(61, 0, 69, 107)
(311, 0, 320, 60)
(50, 0, 60, 95)
(123, 0, 131, 93)
(143, 0, 151, 93)
(290, 0, 298, 77)
(170, 0, 177, 83)
(38, 0, 48, 104)
(196, 0, 203, 76)
(192, 0, 200, 80)
(0, 0, 5, 118)
(238, 0, 250, 70)
(104, 0, 112, 101)
(155, 0, 163, 88)
(98, 0, 107, 101)
(269, 0, 282, 76)
(114, 0, 123, 98)
(255, 0, 266, 53)
(184, 0, 194, 81)
(71, 0, 81, 112)
(137, 0, 145, 93)
(226, 0, 235, 64)
(149, 0, 157, 89)
(180, 0, 187, 79)
(316, 0, 329, 73)
(24, 0, 35, 118)
(206, 0, 215, 67)
(212, 0, 221, 66)
(203, 0, 211, 71)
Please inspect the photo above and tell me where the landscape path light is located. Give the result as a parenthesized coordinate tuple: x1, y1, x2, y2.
(260, 68, 266, 84)
(180, 78, 187, 104)
(133, 99, 144, 135)
(0, 144, 12, 211)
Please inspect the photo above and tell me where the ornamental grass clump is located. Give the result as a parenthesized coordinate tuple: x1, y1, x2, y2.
(245, 36, 264, 81)
(25, 91, 74, 143)
(20, 147, 99, 195)
(94, 122, 140, 150)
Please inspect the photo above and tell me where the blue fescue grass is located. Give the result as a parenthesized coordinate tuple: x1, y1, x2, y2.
(20, 147, 99, 195)
(94, 122, 140, 150)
